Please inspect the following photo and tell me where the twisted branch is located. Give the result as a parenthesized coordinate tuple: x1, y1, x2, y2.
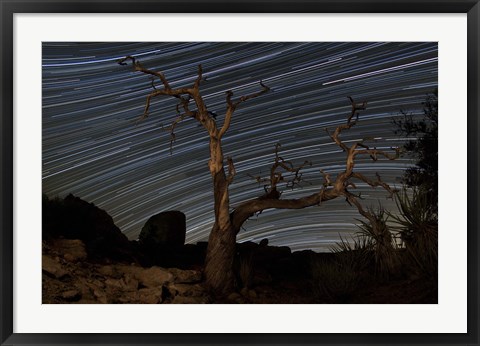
(118, 55, 171, 90)
(249, 143, 312, 199)
(231, 97, 399, 233)
(220, 81, 270, 139)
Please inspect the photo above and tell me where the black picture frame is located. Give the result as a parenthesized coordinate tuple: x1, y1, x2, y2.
(1, 1, 479, 345)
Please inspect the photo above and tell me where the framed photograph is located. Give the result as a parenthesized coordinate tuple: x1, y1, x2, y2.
(1, 1, 479, 345)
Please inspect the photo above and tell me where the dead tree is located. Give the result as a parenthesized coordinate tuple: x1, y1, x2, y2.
(119, 57, 400, 295)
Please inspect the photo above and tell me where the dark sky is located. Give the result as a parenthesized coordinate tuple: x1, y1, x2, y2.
(42, 42, 438, 252)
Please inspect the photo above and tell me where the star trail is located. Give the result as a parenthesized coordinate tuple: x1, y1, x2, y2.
(42, 42, 438, 252)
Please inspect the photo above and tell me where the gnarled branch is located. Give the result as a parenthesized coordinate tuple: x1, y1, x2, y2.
(118, 55, 171, 90)
(249, 143, 312, 199)
(219, 81, 270, 139)
(231, 98, 398, 234)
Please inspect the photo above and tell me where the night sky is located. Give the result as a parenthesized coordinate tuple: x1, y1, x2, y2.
(42, 42, 438, 252)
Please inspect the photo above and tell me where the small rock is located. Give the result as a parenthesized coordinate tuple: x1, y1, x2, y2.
(116, 293, 136, 304)
(169, 268, 202, 283)
(42, 255, 69, 279)
(248, 289, 257, 299)
(240, 287, 249, 296)
(61, 289, 81, 302)
(171, 296, 209, 304)
(227, 292, 242, 301)
(53, 239, 88, 262)
(93, 289, 108, 303)
(97, 265, 121, 278)
(226, 292, 246, 304)
(86, 280, 105, 290)
(123, 273, 139, 291)
(137, 287, 163, 304)
(167, 283, 205, 297)
(135, 266, 174, 288)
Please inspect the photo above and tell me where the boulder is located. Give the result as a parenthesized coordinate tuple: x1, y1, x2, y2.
(259, 238, 269, 247)
(139, 211, 186, 248)
(52, 239, 87, 262)
(42, 194, 137, 263)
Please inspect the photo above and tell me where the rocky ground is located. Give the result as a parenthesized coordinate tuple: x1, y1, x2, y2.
(42, 237, 318, 304)
(43, 239, 208, 304)
(42, 237, 436, 304)
(42, 194, 437, 304)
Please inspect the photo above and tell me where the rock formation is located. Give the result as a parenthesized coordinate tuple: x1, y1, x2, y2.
(139, 210, 186, 247)
(42, 194, 137, 263)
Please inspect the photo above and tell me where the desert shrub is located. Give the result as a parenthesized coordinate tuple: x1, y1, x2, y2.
(389, 188, 438, 279)
(332, 234, 374, 271)
(311, 256, 360, 303)
(355, 207, 400, 279)
(393, 90, 438, 213)
(312, 237, 372, 303)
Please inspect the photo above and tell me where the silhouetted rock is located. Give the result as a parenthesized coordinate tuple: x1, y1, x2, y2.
(139, 211, 186, 248)
(42, 194, 436, 304)
(259, 238, 269, 247)
(137, 211, 188, 267)
(42, 194, 137, 263)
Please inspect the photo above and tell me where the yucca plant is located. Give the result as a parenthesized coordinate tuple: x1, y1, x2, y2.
(311, 255, 361, 303)
(355, 207, 400, 279)
(311, 234, 373, 303)
(331, 234, 374, 272)
(388, 188, 438, 279)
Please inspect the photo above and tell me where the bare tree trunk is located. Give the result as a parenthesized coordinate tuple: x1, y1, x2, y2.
(204, 222, 237, 295)
(204, 138, 238, 295)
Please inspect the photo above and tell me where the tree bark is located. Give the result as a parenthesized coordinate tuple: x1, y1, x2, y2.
(204, 139, 238, 295)
(204, 222, 237, 295)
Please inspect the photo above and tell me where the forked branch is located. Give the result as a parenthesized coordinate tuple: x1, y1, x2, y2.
(231, 98, 399, 232)
(249, 143, 312, 199)
(220, 81, 270, 139)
